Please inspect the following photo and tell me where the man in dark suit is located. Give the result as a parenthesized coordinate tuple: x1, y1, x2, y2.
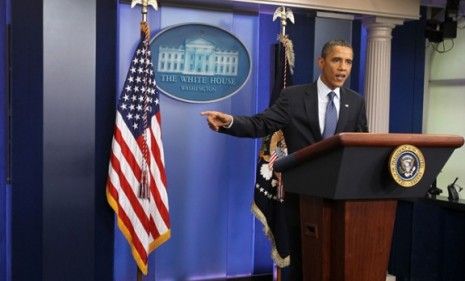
(202, 40, 368, 280)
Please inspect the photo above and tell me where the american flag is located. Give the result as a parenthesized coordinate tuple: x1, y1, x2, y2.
(106, 37, 170, 275)
(268, 145, 287, 169)
(268, 151, 278, 169)
(251, 41, 292, 269)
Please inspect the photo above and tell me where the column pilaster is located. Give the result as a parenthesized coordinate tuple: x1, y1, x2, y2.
(363, 17, 403, 133)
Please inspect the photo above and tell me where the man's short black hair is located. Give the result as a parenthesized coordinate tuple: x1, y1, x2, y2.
(321, 40, 353, 58)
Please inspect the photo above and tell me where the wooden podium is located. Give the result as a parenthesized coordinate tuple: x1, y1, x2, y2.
(274, 133, 464, 281)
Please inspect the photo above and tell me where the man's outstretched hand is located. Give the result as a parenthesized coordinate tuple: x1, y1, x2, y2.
(201, 111, 233, 132)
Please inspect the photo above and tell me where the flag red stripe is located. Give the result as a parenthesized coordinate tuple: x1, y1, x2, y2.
(114, 123, 168, 238)
(109, 152, 151, 234)
(132, 132, 160, 239)
(133, 130, 169, 230)
(133, 116, 168, 217)
(149, 176, 170, 228)
(107, 176, 119, 202)
(149, 125, 170, 226)
(149, 215, 160, 238)
(108, 181, 148, 263)
(111, 134, 154, 234)
(148, 171, 170, 230)
(149, 113, 169, 206)
(134, 128, 170, 232)
(114, 125, 142, 178)
(152, 113, 168, 186)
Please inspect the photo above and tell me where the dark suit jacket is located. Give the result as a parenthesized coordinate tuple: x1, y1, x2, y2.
(220, 82, 368, 280)
(222, 82, 368, 153)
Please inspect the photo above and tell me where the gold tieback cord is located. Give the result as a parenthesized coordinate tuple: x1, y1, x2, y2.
(140, 21, 150, 42)
(283, 45, 288, 89)
(139, 20, 151, 200)
(278, 34, 295, 89)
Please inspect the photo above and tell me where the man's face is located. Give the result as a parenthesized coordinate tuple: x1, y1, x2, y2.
(318, 46, 353, 90)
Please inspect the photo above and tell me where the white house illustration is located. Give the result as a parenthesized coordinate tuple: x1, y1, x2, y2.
(158, 38, 239, 76)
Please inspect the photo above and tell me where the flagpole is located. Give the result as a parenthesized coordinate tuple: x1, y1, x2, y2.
(137, 267, 143, 281)
(130, 1, 160, 280)
(272, 6, 295, 281)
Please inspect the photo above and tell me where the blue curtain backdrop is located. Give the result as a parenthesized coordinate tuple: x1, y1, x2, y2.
(1, 0, 10, 280)
(1, 2, 426, 280)
(115, 4, 264, 280)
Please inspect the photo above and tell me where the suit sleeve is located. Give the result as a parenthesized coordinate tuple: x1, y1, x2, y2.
(219, 92, 291, 138)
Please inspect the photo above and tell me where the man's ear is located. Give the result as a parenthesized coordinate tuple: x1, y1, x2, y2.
(317, 57, 324, 70)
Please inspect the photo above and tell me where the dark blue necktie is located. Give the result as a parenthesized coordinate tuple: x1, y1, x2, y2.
(322, 91, 337, 139)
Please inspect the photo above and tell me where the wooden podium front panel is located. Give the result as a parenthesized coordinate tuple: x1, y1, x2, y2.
(300, 196, 397, 281)
(300, 197, 332, 281)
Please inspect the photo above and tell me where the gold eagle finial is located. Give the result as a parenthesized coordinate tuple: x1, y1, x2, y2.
(131, 0, 158, 23)
(273, 6, 295, 36)
(131, 0, 158, 10)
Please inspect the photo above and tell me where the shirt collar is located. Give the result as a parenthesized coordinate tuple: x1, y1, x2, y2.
(317, 76, 340, 100)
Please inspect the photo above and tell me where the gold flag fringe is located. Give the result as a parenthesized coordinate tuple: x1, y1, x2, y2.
(251, 201, 290, 268)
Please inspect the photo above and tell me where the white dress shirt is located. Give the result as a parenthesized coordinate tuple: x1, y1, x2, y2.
(317, 77, 340, 134)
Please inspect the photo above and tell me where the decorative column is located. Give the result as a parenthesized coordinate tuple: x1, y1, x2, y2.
(363, 17, 403, 133)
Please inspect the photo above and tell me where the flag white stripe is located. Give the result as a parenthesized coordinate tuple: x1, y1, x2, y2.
(111, 132, 163, 234)
(138, 128, 169, 235)
(146, 130, 169, 208)
(115, 113, 169, 234)
(110, 134, 140, 196)
(149, 115, 169, 206)
(144, 127, 169, 234)
(116, 112, 144, 164)
(109, 138, 149, 222)
(108, 162, 151, 249)
(151, 114, 165, 165)
(112, 147, 168, 240)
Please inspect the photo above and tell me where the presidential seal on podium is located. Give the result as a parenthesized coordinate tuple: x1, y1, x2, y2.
(389, 144, 426, 188)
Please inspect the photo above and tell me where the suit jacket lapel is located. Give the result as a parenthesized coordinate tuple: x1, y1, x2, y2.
(336, 88, 349, 133)
(304, 83, 322, 141)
